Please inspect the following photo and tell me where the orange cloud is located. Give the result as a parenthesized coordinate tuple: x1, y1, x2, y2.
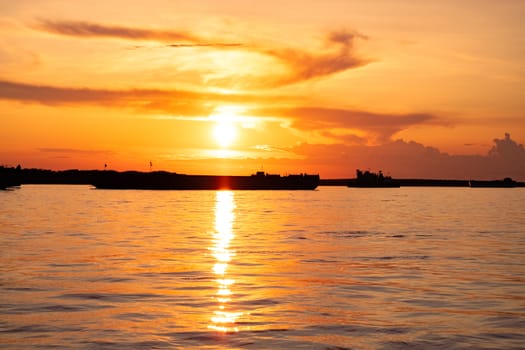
(0, 79, 267, 116)
(254, 106, 443, 142)
(36, 19, 223, 45)
(33, 20, 369, 87)
(149, 133, 525, 180)
(206, 30, 371, 88)
(35, 19, 243, 50)
(265, 30, 369, 85)
(290, 134, 525, 180)
(37, 148, 114, 156)
(0, 79, 446, 146)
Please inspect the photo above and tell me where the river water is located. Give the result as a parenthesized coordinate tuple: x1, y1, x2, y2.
(1, 185, 524, 349)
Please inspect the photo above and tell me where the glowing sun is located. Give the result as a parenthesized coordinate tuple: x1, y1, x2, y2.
(213, 121, 237, 148)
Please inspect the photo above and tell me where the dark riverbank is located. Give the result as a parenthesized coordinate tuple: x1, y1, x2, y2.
(2, 167, 524, 188)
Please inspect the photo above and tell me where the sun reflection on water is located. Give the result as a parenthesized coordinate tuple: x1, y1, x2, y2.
(208, 191, 243, 332)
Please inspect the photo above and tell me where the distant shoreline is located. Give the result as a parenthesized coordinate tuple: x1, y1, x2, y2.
(322, 178, 497, 187)
(323, 178, 524, 187)
(1, 167, 524, 188)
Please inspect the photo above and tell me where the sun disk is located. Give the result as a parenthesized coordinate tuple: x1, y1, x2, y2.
(213, 121, 237, 148)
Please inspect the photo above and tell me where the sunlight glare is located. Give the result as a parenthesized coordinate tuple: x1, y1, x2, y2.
(210, 106, 244, 148)
(213, 121, 237, 148)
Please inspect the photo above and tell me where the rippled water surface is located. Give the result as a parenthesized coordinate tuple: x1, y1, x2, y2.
(1, 185, 524, 349)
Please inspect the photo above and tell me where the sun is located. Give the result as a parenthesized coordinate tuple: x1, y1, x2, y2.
(213, 121, 237, 148)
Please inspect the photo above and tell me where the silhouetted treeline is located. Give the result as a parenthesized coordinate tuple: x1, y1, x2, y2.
(1, 167, 100, 186)
(0, 165, 22, 189)
(20, 168, 101, 184)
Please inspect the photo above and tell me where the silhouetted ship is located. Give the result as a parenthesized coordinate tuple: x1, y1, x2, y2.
(91, 171, 320, 190)
(348, 169, 400, 188)
(469, 178, 517, 188)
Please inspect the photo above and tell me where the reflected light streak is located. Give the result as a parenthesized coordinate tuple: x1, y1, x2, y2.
(213, 252, 231, 262)
(213, 262, 228, 275)
(208, 191, 243, 332)
(217, 288, 231, 296)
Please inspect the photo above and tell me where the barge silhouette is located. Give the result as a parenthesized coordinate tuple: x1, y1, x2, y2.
(469, 178, 518, 188)
(92, 171, 320, 190)
(348, 169, 400, 188)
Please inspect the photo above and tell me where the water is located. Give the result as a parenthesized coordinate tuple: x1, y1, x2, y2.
(1, 185, 524, 349)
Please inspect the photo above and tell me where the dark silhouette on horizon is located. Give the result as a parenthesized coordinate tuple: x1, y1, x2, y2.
(469, 177, 518, 188)
(348, 169, 400, 188)
(0, 165, 22, 190)
(91, 170, 320, 190)
(2, 166, 525, 189)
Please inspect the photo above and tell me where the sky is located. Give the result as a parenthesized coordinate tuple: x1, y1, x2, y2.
(1, 0, 525, 179)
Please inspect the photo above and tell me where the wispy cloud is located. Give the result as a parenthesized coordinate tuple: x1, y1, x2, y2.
(38, 148, 113, 156)
(33, 20, 369, 86)
(265, 30, 369, 85)
(0, 79, 273, 116)
(37, 19, 197, 42)
(164, 43, 243, 48)
(35, 19, 243, 48)
(206, 30, 371, 88)
(253, 106, 444, 142)
(0, 79, 444, 143)
(0, 79, 195, 108)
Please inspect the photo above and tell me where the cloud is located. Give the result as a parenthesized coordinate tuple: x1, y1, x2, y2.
(127, 43, 244, 50)
(164, 43, 243, 48)
(155, 134, 524, 180)
(34, 148, 115, 162)
(38, 148, 113, 156)
(489, 132, 525, 159)
(264, 30, 370, 85)
(208, 29, 371, 88)
(0, 79, 201, 114)
(0, 79, 267, 116)
(289, 134, 525, 180)
(319, 131, 367, 145)
(35, 19, 243, 48)
(486, 132, 525, 176)
(253, 106, 442, 142)
(34, 20, 368, 87)
(37, 19, 197, 42)
(1, 79, 443, 144)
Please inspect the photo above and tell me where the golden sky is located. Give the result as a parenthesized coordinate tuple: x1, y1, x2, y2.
(1, 0, 524, 179)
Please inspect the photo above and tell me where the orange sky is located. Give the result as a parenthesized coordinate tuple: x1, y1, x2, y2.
(1, 0, 524, 179)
